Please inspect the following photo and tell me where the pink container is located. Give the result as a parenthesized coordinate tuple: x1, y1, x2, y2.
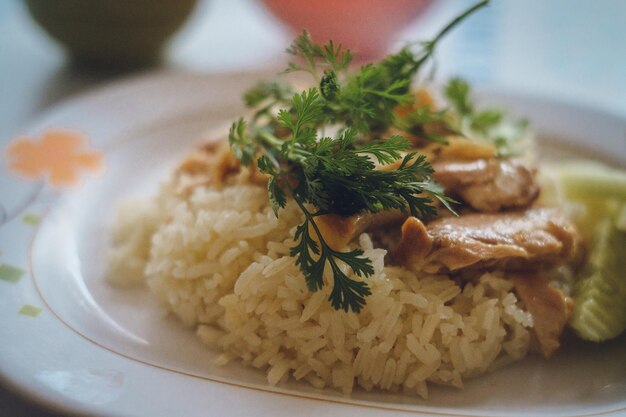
(260, 0, 434, 60)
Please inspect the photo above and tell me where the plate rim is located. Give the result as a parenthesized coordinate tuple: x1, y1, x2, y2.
(2, 70, 626, 417)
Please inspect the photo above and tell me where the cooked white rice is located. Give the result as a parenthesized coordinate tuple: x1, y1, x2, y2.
(109, 174, 534, 398)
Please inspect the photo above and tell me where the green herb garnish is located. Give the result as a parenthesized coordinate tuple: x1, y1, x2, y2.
(229, 1, 488, 312)
(444, 77, 529, 157)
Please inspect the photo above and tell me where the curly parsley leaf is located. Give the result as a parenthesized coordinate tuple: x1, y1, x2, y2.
(229, 1, 489, 312)
(228, 118, 256, 165)
(445, 78, 473, 116)
(444, 77, 529, 158)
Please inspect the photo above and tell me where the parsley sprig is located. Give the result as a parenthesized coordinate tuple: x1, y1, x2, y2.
(444, 78, 529, 157)
(229, 1, 488, 312)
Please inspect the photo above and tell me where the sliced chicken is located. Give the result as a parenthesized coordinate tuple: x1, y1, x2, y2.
(392, 208, 582, 272)
(374, 137, 496, 172)
(176, 140, 267, 193)
(392, 216, 432, 262)
(432, 158, 539, 212)
(176, 141, 239, 184)
(513, 274, 573, 357)
(315, 210, 405, 250)
(424, 136, 496, 162)
(372, 135, 535, 212)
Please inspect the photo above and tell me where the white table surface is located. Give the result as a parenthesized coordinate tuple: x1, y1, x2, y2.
(1, 0, 625, 415)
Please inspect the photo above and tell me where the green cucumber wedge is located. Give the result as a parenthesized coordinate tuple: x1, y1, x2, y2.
(556, 162, 626, 202)
(569, 218, 626, 342)
(549, 162, 626, 241)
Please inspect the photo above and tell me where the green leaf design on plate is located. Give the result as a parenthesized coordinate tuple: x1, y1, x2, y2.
(19, 304, 42, 317)
(22, 213, 41, 225)
(0, 264, 25, 283)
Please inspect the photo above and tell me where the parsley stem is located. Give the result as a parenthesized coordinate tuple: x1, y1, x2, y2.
(412, 0, 489, 71)
(258, 130, 283, 149)
(362, 88, 406, 101)
(292, 195, 343, 274)
(258, 130, 309, 163)
(291, 193, 372, 312)
(292, 194, 325, 247)
(304, 56, 321, 84)
(257, 131, 279, 145)
(432, 0, 489, 46)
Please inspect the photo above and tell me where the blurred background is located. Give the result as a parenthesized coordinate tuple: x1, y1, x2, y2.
(0, 0, 625, 415)
(1, 0, 626, 144)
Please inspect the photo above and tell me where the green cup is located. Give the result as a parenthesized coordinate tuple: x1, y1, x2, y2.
(24, 0, 198, 68)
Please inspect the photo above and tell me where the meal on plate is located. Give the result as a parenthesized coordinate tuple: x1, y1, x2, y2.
(108, 0, 626, 398)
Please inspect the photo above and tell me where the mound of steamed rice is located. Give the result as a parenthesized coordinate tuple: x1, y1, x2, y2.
(109, 177, 534, 398)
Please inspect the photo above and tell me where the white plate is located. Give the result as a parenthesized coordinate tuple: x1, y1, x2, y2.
(0, 71, 625, 417)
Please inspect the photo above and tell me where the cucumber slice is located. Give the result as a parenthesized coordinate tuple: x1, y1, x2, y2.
(569, 218, 626, 342)
(556, 162, 626, 201)
(551, 162, 626, 240)
(551, 162, 626, 341)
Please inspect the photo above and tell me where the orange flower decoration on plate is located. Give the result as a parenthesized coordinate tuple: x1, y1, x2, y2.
(5, 129, 104, 187)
